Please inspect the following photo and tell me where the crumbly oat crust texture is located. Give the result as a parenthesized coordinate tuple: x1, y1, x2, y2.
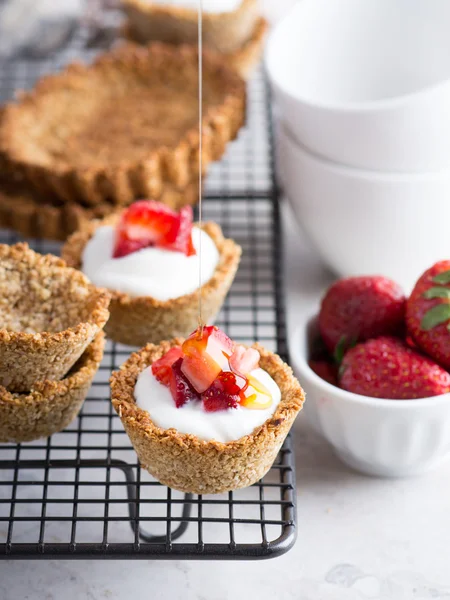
(62, 218, 241, 347)
(110, 339, 304, 494)
(226, 18, 268, 79)
(0, 243, 110, 392)
(0, 332, 105, 443)
(0, 179, 200, 242)
(0, 43, 246, 208)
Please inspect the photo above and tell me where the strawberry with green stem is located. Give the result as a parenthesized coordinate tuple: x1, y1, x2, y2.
(319, 276, 406, 358)
(406, 261, 450, 370)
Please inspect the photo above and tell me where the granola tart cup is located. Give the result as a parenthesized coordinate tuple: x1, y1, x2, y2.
(123, 0, 259, 54)
(0, 332, 105, 443)
(110, 338, 305, 494)
(61, 216, 242, 347)
(125, 16, 268, 80)
(0, 243, 110, 392)
(0, 43, 245, 208)
(227, 18, 268, 79)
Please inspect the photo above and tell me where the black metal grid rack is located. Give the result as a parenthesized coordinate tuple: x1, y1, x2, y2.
(0, 26, 296, 560)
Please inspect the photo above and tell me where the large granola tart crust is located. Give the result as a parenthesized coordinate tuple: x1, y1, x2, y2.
(110, 338, 305, 494)
(0, 43, 245, 208)
(62, 216, 241, 347)
(0, 178, 199, 242)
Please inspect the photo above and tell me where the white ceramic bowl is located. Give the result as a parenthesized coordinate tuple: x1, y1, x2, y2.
(266, 0, 450, 171)
(277, 119, 450, 292)
(290, 316, 450, 477)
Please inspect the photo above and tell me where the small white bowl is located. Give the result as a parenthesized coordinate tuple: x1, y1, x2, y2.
(266, 0, 450, 171)
(277, 119, 450, 292)
(290, 316, 450, 477)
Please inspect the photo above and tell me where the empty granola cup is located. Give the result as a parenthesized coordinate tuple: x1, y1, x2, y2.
(0, 244, 110, 392)
(0, 332, 105, 443)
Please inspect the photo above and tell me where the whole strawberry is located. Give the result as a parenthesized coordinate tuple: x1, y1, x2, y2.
(308, 360, 339, 386)
(319, 276, 406, 356)
(340, 336, 450, 399)
(406, 261, 450, 370)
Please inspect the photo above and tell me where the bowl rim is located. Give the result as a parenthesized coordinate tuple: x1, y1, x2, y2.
(290, 314, 450, 409)
(265, 0, 450, 114)
(278, 119, 450, 180)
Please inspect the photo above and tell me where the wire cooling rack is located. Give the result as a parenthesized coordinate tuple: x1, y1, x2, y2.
(0, 27, 296, 560)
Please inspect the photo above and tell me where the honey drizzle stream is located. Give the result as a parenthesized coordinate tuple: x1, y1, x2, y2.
(197, 0, 204, 338)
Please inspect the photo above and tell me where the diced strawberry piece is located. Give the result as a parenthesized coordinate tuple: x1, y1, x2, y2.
(230, 346, 260, 376)
(169, 358, 200, 408)
(182, 326, 233, 357)
(181, 353, 222, 394)
(203, 391, 239, 412)
(113, 200, 179, 259)
(204, 326, 234, 356)
(113, 237, 149, 259)
(167, 206, 196, 257)
(186, 234, 196, 257)
(216, 371, 247, 395)
(203, 325, 235, 368)
(202, 376, 240, 412)
(181, 326, 235, 393)
(240, 374, 273, 409)
(151, 346, 183, 387)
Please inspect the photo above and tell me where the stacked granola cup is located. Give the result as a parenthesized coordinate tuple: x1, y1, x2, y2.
(0, 243, 110, 443)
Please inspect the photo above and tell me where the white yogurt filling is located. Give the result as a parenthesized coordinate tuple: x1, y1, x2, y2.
(135, 367, 282, 443)
(81, 225, 219, 301)
(151, 0, 241, 14)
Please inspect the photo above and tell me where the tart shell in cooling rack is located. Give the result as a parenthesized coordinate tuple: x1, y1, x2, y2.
(0, 43, 245, 208)
(62, 217, 241, 347)
(123, 0, 268, 79)
(123, 0, 260, 54)
(110, 338, 305, 494)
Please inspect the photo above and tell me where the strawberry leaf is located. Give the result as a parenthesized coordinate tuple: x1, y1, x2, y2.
(333, 335, 357, 363)
(421, 304, 450, 330)
(432, 270, 450, 285)
(423, 287, 450, 300)
(333, 336, 347, 364)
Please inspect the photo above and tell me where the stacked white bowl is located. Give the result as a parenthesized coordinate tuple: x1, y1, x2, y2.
(266, 0, 450, 291)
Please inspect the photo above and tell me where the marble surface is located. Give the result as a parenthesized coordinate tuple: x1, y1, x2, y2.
(1, 201, 450, 600)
